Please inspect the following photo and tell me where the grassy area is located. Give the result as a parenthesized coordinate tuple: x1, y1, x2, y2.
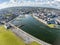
(0, 25, 25, 45)
(29, 41, 41, 45)
(48, 24, 55, 28)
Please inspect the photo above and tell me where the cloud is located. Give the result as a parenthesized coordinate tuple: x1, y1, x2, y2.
(0, 2, 8, 9)
(0, 0, 60, 9)
(54, 0, 60, 2)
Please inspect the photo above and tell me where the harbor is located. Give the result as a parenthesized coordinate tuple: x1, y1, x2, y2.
(10, 15, 60, 45)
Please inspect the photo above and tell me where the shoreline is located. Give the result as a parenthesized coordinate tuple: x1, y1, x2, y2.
(32, 15, 56, 28)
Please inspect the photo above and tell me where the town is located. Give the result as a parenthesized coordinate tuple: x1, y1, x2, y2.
(0, 7, 60, 45)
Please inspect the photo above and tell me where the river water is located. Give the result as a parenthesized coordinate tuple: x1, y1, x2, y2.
(11, 15, 60, 45)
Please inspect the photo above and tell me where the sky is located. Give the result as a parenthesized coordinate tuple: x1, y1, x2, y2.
(0, 0, 60, 3)
(0, 0, 9, 3)
(0, 0, 60, 9)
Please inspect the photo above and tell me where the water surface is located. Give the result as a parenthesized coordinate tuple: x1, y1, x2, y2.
(11, 15, 60, 44)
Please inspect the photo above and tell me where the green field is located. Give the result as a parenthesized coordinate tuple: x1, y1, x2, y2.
(29, 41, 41, 45)
(0, 25, 25, 45)
(48, 24, 55, 28)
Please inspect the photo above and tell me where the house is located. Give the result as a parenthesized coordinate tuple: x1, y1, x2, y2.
(4, 23, 12, 29)
(47, 20, 57, 24)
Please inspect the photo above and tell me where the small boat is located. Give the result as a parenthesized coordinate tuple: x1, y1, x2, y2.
(19, 25, 25, 27)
